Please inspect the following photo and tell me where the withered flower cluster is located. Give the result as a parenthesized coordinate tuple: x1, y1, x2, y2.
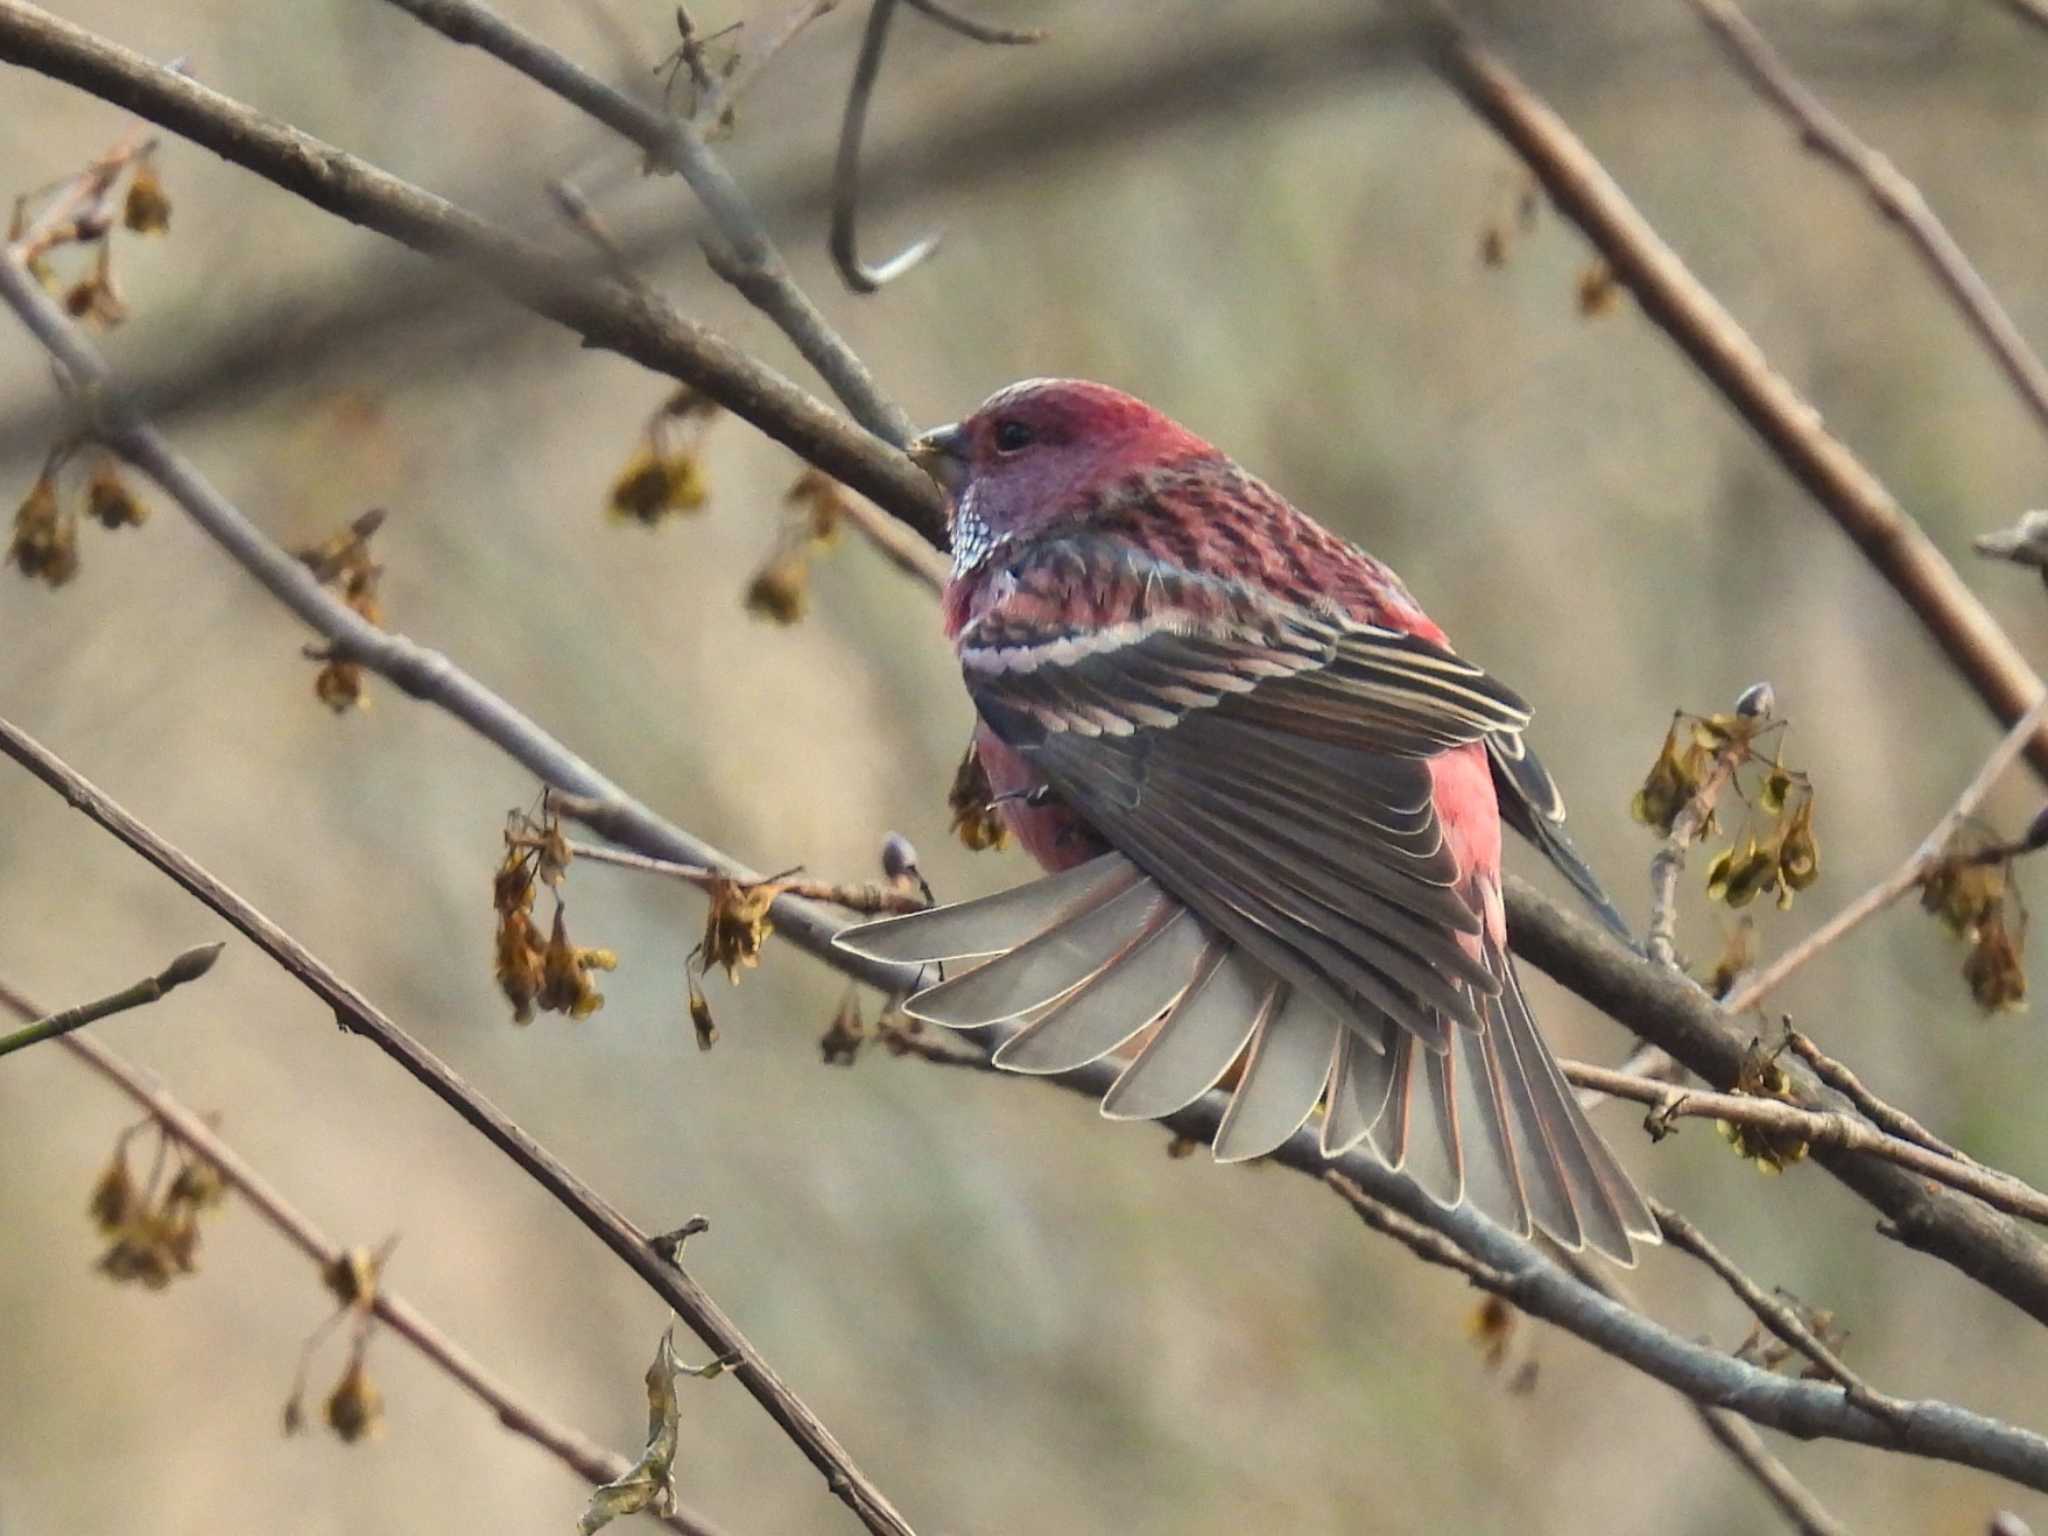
(7, 148, 171, 586)
(493, 806, 617, 1024)
(948, 739, 1011, 853)
(294, 511, 389, 713)
(284, 1242, 393, 1444)
(1735, 1297, 1850, 1381)
(9, 448, 150, 589)
(744, 467, 853, 625)
(608, 386, 720, 525)
(1921, 822, 2040, 1014)
(90, 1122, 228, 1288)
(1718, 1037, 1810, 1174)
(1634, 710, 1820, 912)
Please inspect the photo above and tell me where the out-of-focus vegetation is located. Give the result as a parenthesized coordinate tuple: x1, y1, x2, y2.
(5, 1, 2048, 1531)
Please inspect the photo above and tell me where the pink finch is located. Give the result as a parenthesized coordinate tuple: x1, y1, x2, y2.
(839, 379, 1655, 1261)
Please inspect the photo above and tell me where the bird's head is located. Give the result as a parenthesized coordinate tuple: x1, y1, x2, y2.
(909, 379, 1211, 573)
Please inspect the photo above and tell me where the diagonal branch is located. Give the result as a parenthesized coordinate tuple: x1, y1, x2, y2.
(1409, 0, 2048, 779)
(0, 980, 732, 1536)
(0, 0, 948, 545)
(1723, 688, 2048, 1014)
(0, 718, 917, 1536)
(4, 151, 2044, 1331)
(378, 0, 916, 446)
(1685, 0, 2048, 444)
(1550, 1246, 1853, 1536)
(1562, 1061, 2048, 1227)
(1506, 881, 2048, 1324)
(9, 718, 2048, 1494)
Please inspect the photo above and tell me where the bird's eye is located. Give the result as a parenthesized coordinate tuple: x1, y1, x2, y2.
(993, 419, 1034, 454)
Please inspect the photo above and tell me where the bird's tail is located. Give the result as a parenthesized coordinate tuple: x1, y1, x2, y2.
(836, 852, 1658, 1263)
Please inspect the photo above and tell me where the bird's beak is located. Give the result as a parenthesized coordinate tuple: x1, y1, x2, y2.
(907, 422, 969, 494)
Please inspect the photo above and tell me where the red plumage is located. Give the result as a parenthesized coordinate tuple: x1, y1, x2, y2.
(840, 379, 1655, 1261)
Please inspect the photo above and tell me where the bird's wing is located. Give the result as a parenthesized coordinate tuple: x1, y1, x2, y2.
(1487, 730, 1633, 940)
(839, 549, 1654, 1260)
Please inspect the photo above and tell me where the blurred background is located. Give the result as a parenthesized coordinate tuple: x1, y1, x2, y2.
(4, 0, 2048, 1531)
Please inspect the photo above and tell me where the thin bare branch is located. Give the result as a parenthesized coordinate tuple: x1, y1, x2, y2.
(1722, 688, 2048, 1014)
(1993, 0, 2048, 32)
(0, 718, 917, 1536)
(1409, 0, 2048, 778)
(898, 0, 1045, 46)
(697, 0, 843, 132)
(0, 0, 947, 544)
(830, 1, 939, 292)
(1686, 0, 2048, 443)
(559, 836, 927, 915)
(0, 942, 220, 1059)
(1783, 1029, 1969, 1163)
(1325, 1171, 1516, 1288)
(1507, 883, 2048, 1324)
(1563, 1060, 2048, 1226)
(379, 0, 915, 447)
(1553, 1247, 1854, 1536)
(0, 980, 730, 1536)
(1650, 1200, 1906, 1423)
(826, 0, 1037, 293)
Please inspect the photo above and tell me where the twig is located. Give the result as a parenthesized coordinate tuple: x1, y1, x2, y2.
(1994, 0, 2048, 34)
(827, 0, 1038, 294)
(1552, 1247, 1854, 1536)
(559, 836, 927, 915)
(7, 0, 2048, 1356)
(1647, 686, 1772, 969)
(0, 942, 219, 1059)
(1510, 878, 2048, 1325)
(1561, 1060, 2048, 1227)
(696, 0, 843, 131)
(1722, 688, 2048, 1014)
(1325, 1171, 1516, 1288)
(1411, 0, 2048, 778)
(830, 1, 938, 292)
(379, 0, 916, 447)
(0, 0, 947, 545)
(1650, 1199, 1907, 1424)
(0, 246, 917, 1005)
(0, 719, 917, 1536)
(1783, 1029, 1969, 1163)
(1686, 0, 2048, 443)
(0, 980, 730, 1536)
(898, 0, 1045, 46)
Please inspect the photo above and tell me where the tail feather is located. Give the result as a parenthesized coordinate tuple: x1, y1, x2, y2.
(1320, 1025, 1396, 1157)
(832, 862, 1656, 1262)
(1102, 944, 1264, 1119)
(835, 851, 1140, 964)
(1212, 982, 1338, 1162)
(899, 875, 1171, 1028)
(994, 907, 1210, 1074)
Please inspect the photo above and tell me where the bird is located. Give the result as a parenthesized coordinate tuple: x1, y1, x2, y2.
(835, 379, 1656, 1262)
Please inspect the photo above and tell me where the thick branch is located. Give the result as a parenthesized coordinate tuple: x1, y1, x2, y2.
(0, 0, 947, 545)
(379, 0, 915, 446)
(0, 719, 916, 1536)
(0, 981, 728, 1536)
(1414, 2, 2048, 778)
(10, 721, 2047, 1494)
(1507, 881, 2048, 1324)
